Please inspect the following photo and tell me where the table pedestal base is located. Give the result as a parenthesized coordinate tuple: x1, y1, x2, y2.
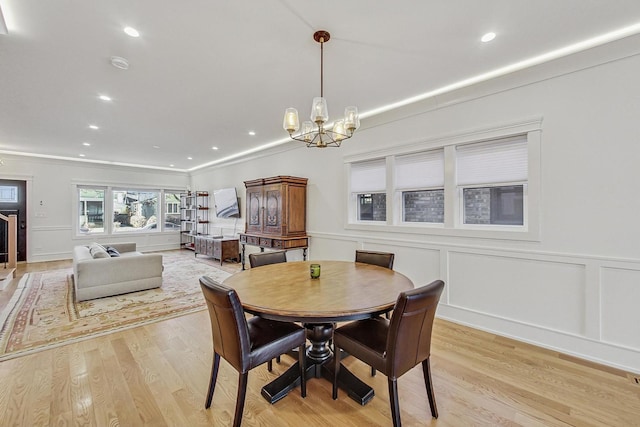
(260, 323, 374, 405)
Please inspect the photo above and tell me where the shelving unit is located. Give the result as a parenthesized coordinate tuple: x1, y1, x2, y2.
(180, 191, 209, 251)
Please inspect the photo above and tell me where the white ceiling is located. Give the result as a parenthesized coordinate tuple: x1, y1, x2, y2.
(1, 0, 640, 171)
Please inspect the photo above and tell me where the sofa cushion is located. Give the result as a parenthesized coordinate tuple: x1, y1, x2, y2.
(89, 242, 109, 259)
(105, 246, 121, 257)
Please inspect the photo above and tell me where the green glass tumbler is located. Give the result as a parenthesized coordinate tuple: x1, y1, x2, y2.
(310, 263, 321, 279)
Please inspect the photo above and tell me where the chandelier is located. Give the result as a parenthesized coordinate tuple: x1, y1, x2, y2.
(283, 30, 360, 148)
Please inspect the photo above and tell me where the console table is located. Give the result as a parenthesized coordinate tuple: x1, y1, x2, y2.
(239, 234, 308, 269)
(194, 236, 240, 265)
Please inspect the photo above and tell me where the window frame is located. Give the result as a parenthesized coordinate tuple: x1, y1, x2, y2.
(77, 186, 107, 235)
(348, 158, 387, 223)
(0, 185, 19, 203)
(353, 192, 387, 222)
(458, 183, 527, 229)
(166, 201, 179, 214)
(394, 149, 445, 225)
(399, 187, 445, 224)
(112, 188, 161, 233)
(344, 118, 541, 241)
(73, 184, 184, 237)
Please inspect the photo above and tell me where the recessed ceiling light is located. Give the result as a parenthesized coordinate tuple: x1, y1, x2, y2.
(212, 146, 219, 150)
(187, 156, 193, 160)
(79, 154, 86, 157)
(88, 124, 99, 130)
(98, 94, 112, 102)
(169, 164, 175, 167)
(248, 131, 256, 136)
(124, 26, 139, 37)
(82, 142, 91, 146)
(481, 32, 496, 43)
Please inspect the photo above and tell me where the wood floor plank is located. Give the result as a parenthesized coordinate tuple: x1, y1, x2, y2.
(0, 358, 13, 419)
(2, 356, 36, 426)
(86, 348, 120, 427)
(101, 346, 142, 426)
(68, 342, 98, 425)
(111, 337, 168, 426)
(49, 345, 73, 425)
(30, 350, 53, 427)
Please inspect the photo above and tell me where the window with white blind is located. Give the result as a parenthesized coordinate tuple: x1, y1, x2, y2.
(456, 136, 527, 226)
(345, 118, 541, 240)
(350, 159, 386, 221)
(395, 150, 444, 223)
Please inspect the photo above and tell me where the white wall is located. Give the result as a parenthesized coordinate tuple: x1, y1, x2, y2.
(0, 155, 189, 261)
(190, 35, 640, 373)
(4, 35, 638, 373)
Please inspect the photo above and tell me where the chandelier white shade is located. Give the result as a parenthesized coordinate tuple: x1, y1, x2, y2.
(283, 30, 360, 148)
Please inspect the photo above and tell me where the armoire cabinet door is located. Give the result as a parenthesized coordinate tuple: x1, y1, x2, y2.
(246, 186, 262, 233)
(243, 176, 306, 238)
(262, 184, 282, 235)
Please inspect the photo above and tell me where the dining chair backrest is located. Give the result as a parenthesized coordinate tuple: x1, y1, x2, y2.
(200, 276, 252, 372)
(332, 279, 445, 424)
(248, 251, 287, 268)
(386, 279, 444, 378)
(355, 250, 395, 270)
(199, 276, 307, 426)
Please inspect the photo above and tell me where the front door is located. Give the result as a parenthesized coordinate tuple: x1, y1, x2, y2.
(0, 180, 27, 262)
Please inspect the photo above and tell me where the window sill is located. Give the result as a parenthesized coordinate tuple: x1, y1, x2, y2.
(345, 221, 540, 242)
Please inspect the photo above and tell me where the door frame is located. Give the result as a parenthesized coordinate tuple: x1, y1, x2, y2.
(0, 173, 33, 262)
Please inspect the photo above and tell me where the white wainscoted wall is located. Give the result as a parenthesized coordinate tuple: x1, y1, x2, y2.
(3, 33, 638, 374)
(191, 35, 640, 373)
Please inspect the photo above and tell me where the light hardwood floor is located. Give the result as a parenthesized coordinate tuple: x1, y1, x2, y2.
(0, 257, 638, 426)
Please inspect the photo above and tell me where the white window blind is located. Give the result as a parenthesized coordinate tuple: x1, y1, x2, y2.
(395, 150, 444, 190)
(350, 159, 386, 193)
(456, 136, 528, 186)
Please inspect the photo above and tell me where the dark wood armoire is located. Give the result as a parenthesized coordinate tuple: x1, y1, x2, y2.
(239, 176, 308, 269)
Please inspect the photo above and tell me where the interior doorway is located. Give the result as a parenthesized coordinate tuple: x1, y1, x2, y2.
(0, 180, 27, 262)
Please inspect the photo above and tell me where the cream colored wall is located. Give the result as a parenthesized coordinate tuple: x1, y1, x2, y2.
(191, 35, 640, 373)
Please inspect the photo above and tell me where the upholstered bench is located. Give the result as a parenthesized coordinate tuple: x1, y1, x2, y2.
(72, 242, 163, 301)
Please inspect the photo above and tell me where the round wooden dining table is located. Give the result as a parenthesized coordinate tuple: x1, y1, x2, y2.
(223, 260, 414, 405)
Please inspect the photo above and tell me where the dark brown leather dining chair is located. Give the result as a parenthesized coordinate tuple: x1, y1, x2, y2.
(199, 276, 307, 427)
(355, 249, 395, 318)
(332, 279, 445, 427)
(355, 249, 395, 270)
(248, 250, 287, 268)
(247, 249, 288, 368)
(355, 249, 396, 376)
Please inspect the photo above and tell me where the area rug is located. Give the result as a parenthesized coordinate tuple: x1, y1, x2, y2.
(0, 253, 241, 361)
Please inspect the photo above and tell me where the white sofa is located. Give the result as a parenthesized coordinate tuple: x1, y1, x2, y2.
(72, 242, 163, 302)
